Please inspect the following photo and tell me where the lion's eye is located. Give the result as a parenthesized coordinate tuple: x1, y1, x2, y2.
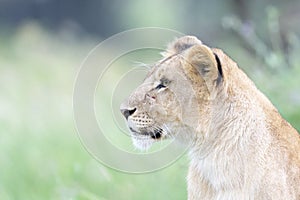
(155, 84, 166, 90)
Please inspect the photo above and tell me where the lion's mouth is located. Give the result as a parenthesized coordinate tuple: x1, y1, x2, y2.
(129, 127, 163, 139)
(150, 128, 162, 139)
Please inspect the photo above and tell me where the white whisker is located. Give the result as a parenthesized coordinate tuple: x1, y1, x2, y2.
(163, 124, 175, 140)
(131, 61, 152, 69)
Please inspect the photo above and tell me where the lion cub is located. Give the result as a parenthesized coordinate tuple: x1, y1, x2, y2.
(120, 36, 300, 199)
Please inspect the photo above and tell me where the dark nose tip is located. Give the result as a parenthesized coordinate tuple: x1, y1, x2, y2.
(120, 108, 136, 120)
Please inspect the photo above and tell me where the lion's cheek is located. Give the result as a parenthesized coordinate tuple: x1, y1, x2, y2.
(149, 101, 180, 122)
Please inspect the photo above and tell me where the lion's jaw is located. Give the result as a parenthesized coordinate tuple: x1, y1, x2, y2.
(120, 87, 182, 150)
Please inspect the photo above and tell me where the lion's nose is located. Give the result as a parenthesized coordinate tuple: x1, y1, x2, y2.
(120, 108, 136, 120)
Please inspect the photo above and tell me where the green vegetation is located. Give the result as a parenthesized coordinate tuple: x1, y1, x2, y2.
(0, 23, 190, 200)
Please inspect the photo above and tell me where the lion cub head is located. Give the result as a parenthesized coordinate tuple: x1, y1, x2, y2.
(120, 36, 225, 150)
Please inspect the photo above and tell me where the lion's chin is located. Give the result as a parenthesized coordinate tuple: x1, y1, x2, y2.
(132, 137, 154, 151)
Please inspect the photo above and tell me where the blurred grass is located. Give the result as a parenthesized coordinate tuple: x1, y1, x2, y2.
(0, 23, 188, 200)
(0, 22, 299, 200)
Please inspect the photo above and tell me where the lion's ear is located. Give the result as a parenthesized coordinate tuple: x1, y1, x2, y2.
(185, 44, 223, 93)
(162, 36, 203, 57)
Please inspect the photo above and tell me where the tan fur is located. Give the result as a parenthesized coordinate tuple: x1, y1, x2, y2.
(120, 36, 300, 199)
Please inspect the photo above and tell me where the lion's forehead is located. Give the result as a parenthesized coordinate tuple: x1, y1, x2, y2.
(144, 55, 184, 82)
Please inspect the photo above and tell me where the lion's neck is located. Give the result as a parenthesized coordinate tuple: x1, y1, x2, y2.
(188, 90, 272, 191)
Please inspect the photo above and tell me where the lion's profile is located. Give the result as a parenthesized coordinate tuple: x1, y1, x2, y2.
(120, 36, 300, 199)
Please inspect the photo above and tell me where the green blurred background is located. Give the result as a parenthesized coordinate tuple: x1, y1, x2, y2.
(1, 0, 300, 199)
